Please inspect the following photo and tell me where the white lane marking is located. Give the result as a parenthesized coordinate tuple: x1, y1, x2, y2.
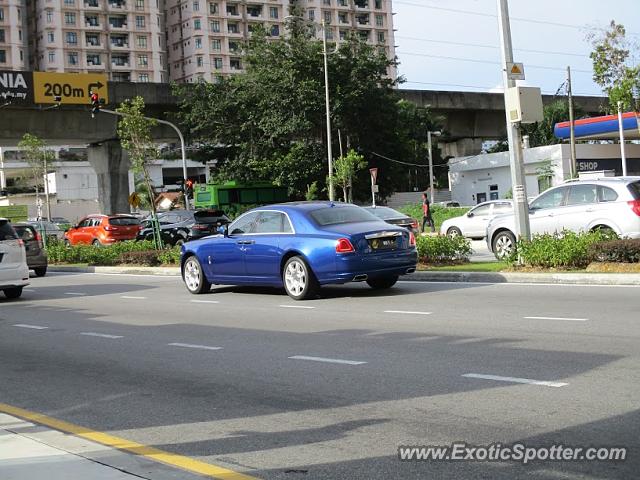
(80, 332, 123, 339)
(462, 373, 568, 388)
(23, 289, 35, 293)
(168, 343, 223, 351)
(190, 300, 220, 304)
(398, 280, 640, 289)
(288, 355, 367, 365)
(121, 296, 147, 300)
(384, 310, 432, 316)
(13, 324, 48, 330)
(64, 292, 86, 296)
(279, 305, 315, 309)
(524, 316, 588, 322)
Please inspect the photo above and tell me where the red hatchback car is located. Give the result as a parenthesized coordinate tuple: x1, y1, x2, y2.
(64, 215, 141, 246)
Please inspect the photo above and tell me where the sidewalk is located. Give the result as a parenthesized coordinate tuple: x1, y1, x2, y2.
(0, 413, 200, 480)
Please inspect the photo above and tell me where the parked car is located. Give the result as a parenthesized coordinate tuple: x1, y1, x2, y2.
(0, 218, 29, 299)
(487, 178, 640, 259)
(436, 201, 461, 207)
(363, 206, 419, 234)
(181, 202, 418, 300)
(51, 217, 73, 231)
(137, 210, 196, 246)
(64, 214, 141, 246)
(13, 223, 48, 277)
(186, 209, 231, 242)
(27, 220, 65, 241)
(440, 200, 513, 239)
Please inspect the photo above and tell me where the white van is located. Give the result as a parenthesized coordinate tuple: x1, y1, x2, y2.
(0, 218, 29, 299)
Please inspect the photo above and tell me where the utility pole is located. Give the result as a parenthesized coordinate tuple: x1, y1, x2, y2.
(427, 131, 441, 204)
(497, 0, 530, 241)
(618, 101, 628, 176)
(0, 147, 6, 193)
(322, 20, 334, 201)
(43, 153, 52, 221)
(567, 66, 577, 178)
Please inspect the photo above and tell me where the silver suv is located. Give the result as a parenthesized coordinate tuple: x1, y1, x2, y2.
(487, 177, 640, 259)
(0, 218, 30, 299)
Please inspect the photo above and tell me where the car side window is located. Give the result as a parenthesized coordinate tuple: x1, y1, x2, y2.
(598, 186, 618, 203)
(19, 227, 35, 241)
(254, 212, 292, 234)
(566, 184, 597, 206)
(230, 212, 259, 235)
(78, 219, 90, 228)
(91, 218, 102, 227)
(530, 187, 567, 210)
(471, 204, 491, 216)
(493, 203, 512, 214)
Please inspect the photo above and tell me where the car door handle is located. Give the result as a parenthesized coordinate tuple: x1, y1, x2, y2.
(585, 208, 595, 212)
(237, 240, 255, 245)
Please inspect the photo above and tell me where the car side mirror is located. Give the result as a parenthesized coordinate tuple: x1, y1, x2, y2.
(467, 212, 474, 218)
(217, 224, 229, 237)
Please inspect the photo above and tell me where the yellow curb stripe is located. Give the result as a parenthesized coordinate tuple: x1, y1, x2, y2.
(0, 402, 260, 480)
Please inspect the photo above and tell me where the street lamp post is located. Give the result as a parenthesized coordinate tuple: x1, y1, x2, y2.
(618, 101, 628, 176)
(321, 20, 334, 201)
(427, 131, 441, 204)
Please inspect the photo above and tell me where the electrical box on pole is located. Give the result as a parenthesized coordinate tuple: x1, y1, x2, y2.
(505, 87, 544, 124)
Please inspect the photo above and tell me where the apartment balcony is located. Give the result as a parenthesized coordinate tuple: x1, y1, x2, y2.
(108, 20, 128, 30)
(356, 14, 370, 25)
(108, 0, 126, 9)
(111, 40, 129, 48)
(225, 6, 240, 17)
(84, 0, 100, 7)
(354, 0, 370, 9)
(85, 18, 102, 29)
(246, 7, 263, 19)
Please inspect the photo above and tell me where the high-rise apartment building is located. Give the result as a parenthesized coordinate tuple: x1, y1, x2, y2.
(26, 0, 167, 82)
(165, 0, 395, 83)
(0, 0, 29, 70)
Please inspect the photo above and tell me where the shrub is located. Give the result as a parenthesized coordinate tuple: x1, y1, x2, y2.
(416, 234, 472, 264)
(157, 246, 182, 265)
(588, 239, 640, 263)
(118, 250, 162, 266)
(399, 204, 469, 230)
(46, 240, 166, 266)
(515, 230, 615, 269)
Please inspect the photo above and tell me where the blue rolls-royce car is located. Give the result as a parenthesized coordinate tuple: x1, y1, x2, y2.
(180, 202, 418, 300)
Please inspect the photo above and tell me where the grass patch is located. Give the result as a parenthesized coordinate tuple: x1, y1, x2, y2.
(419, 261, 508, 272)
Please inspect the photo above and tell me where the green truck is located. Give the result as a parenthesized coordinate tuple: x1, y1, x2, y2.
(193, 181, 289, 210)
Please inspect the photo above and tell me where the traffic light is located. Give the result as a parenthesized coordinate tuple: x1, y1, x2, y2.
(90, 91, 100, 118)
(185, 179, 194, 197)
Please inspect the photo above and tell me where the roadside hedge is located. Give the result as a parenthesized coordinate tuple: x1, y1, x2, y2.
(416, 234, 472, 264)
(45, 240, 181, 266)
(514, 230, 616, 269)
(588, 239, 640, 264)
(399, 204, 468, 230)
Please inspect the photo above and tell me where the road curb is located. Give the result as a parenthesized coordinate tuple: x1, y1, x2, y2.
(48, 265, 640, 285)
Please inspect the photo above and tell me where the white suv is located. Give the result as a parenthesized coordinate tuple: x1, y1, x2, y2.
(487, 178, 640, 259)
(0, 218, 29, 299)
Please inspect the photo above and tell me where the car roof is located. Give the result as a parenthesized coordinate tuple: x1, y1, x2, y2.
(255, 201, 355, 212)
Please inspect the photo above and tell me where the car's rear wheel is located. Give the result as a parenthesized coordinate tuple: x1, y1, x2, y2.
(492, 230, 516, 260)
(3, 287, 23, 299)
(34, 267, 47, 277)
(183, 255, 210, 294)
(92, 239, 102, 247)
(64, 239, 71, 247)
(447, 227, 462, 238)
(366, 275, 399, 290)
(283, 256, 318, 301)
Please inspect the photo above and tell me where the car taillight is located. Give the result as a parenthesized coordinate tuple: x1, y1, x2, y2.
(628, 200, 640, 217)
(409, 231, 416, 246)
(35, 231, 42, 242)
(410, 219, 419, 229)
(104, 225, 115, 231)
(336, 238, 355, 253)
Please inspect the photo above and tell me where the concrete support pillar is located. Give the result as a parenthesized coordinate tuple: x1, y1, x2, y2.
(87, 140, 131, 215)
(442, 138, 485, 158)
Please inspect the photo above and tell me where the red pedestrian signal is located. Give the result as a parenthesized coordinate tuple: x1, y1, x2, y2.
(90, 91, 100, 117)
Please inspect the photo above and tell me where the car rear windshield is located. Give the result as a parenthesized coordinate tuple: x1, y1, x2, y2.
(0, 220, 18, 241)
(628, 181, 640, 200)
(108, 217, 140, 226)
(194, 211, 227, 223)
(366, 207, 406, 220)
(13, 225, 35, 240)
(310, 206, 380, 226)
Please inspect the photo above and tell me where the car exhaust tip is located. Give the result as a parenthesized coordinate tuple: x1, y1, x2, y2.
(353, 274, 368, 282)
(406, 268, 416, 274)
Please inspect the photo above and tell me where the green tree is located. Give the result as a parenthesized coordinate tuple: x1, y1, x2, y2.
(524, 99, 585, 147)
(329, 149, 367, 202)
(115, 96, 163, 248)
(17, 133, 55, 220)
(587, 21, 640, 112)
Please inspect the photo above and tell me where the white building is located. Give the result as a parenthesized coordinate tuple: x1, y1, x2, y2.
(448, 144, 640, 206)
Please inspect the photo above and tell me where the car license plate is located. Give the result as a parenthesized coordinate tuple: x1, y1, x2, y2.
(369, 237, 396, 250)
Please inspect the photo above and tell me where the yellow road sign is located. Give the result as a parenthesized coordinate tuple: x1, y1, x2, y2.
(33, 72, 108, 105)
(128, 192, 140, 208)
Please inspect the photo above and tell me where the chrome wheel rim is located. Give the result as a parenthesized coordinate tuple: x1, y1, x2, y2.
(184, 258, 201, 291)
(448, 228, 460, 238)
(285, 260, 306, 296)
(495, 235, 513, 258)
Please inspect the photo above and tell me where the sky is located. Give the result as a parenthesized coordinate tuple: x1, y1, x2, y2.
(393, 0, 640, 97)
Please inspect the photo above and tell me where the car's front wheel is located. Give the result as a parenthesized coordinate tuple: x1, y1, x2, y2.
(492, 230, 516, 260)
(366, 275, 399, 290)
(447, 226, 462, 238)
(3, 287, 23, 299)
(283, 256, 318, 301)
(183, 255, 211, 294)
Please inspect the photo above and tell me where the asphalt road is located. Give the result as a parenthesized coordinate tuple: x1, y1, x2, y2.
(1, 272, 639, 479)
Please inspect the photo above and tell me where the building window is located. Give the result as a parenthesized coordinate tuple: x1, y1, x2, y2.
(209, 2, 218, 14)
(230, 57, 241, 70)
(338, 0, 347, 5)
(138, 73, 149, 82)
(0, 30, 5, 44)
(210, 20, 220, 32)
(375, 14, 383, 26)
(211, 38, 220, 50)
(87, 53, 101, 65)
(137, 35, 147, 47)
(64, 12, 76, 24)
(135, 0, 144, 8)
(64, 0, 75, 5)
(66, 31, 78, 44)
(339, 29, 346, 40)
(375, 0, 382, 8)
(138, 54, 148, 66)
(46, 10, 53, 22)
(269, 7, 278, 19)
(308, 9, 315, 21)
(135, 16, 145, 27)
(194, 18, 201, 29)
(68, 52, 78, 65)
(0, 50, 5, 63)
(324, 11, 331, 23)
(196, 55, 203, 67)
(195, 37, 202, 48)
(193, 1, 199, 11)
(213, 57, 222, 69)
(0, 9, 4, 21)
(19, 50, 23, 61)
(86, 33, 100, 46)
(47, 31, 55, 43)
(377, 31, 384, 43)
(270, 25, 279, 36)
(323, 0, 330, 5)
(228, 23, 238, 33)
(48, 51, 55, 63)
(18, 30, 22, 41)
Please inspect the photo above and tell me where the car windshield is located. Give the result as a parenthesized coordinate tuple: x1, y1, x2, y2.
(366, 207, 406, 220)
(194, 211, 227, 224)
(628, 181, 640, 200)
(311, 206, 380, 226)
(0, 220, 18, 241)
(108, 217, 140, 226)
